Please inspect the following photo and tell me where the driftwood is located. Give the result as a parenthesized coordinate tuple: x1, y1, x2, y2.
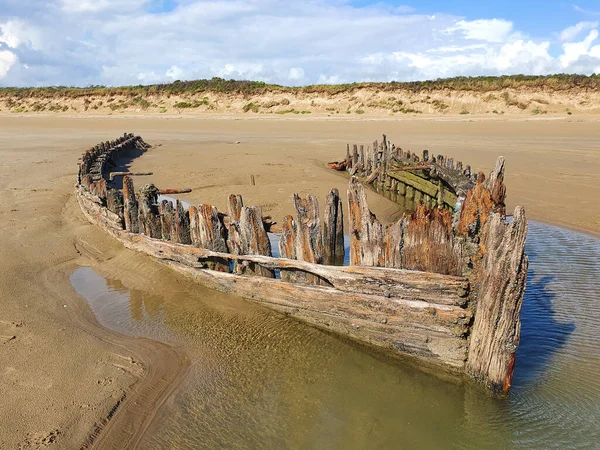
(159, 188, 192, 195)
(108, 171, 153, 181)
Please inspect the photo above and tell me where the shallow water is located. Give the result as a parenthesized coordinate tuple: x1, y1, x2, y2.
(70, 221, 600, 449)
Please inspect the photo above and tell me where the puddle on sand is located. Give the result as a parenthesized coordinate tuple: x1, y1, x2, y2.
(70, 220, 600, 449)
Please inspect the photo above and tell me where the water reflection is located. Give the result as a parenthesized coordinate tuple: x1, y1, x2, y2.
(514, 270, 575, 387)
(70, 220, 600, 450)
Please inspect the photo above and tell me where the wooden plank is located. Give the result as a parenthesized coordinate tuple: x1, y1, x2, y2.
(402, 204, 463, 276)
(388, 170, 439, 198)
(170, 260, 470, 370)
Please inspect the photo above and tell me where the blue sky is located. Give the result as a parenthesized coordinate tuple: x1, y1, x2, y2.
(1, 0, 600, 86)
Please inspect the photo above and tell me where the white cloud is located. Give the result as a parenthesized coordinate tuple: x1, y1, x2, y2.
(1, 2, 600, 87)
(288, 67, 304, 81)
(166, 65, 183, 79)
(560, 29, 599, 67)
(446, 19, 514, 43)
(560, 21, 598, 42)
(0, 20, 42, 49)
(0, 50, 17, 77)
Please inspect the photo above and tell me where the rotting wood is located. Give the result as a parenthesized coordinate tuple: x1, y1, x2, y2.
(137, 184, 162, 239)
(279, 215, 297, 282)
(347, 177, 385, 267)
(76, 133, 528, 395)
(402, 204, 463, 276)
(122, 175, 139, 233)
(108, 171, 153, 181)
(173, 200, 192, 245)
(192, 204, 229, 271)
(293, 194, 324, 283)
(466, 206, 528, 394)
(159, 199, 175, 241)
(158, 188, 192, 195)
(238, 205, 275, 278)
(323, 188, 345, 266)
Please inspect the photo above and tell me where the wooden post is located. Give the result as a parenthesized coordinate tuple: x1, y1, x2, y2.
(123, 175, 139, 233)
(137, 184, 161, 238)
(346, 144, 351, 169)
(159, 200, 175, 241)
(323, 188, 344, 266)
(106, 188, 124, 224)
(466, 206, 528, 394)
(226, 194, 244, 257)
(380, 134, 389, 182)
(174, 200, 192, 245)
(359, 145, 365, 174)
(293, 194, 324, 265)
(384, 219, 403, 268)
(347, 177, 385, 267)
(279, 215, 297, 282)
(240, 205, 275, 278)
(250, 175, 255, 186)
(191, 204, 229, 271)
(226, 195, 274, 277)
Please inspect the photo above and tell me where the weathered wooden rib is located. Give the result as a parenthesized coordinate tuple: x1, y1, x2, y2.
(76, 133, 528, 395)
(77, 190, 471, 370)
(323, 188, 345, 266)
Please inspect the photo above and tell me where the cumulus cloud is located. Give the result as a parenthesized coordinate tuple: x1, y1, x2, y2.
(1, 1, 600, 87)
(560, 30, 600, 68)
(446, 19, 514, 43)
(0, 50, 17, 77)
(560, 21, 598, 42)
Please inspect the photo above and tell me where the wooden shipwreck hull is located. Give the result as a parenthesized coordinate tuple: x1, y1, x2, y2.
(76, 133, 528, 394)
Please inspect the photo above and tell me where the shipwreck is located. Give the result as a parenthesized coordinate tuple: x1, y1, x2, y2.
(76, 133, 528, 394)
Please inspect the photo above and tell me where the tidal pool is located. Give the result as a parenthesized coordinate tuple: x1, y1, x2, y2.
(70, 221, 600, 449)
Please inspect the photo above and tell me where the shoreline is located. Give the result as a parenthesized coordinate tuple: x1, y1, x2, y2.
(55, 196, 192, 449)
(3, 110, 600, 123)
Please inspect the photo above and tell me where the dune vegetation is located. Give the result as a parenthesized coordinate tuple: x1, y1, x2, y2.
(1, 74, 599, 116)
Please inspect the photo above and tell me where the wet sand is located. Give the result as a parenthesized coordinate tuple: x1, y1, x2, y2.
(0, 114, 598, 448)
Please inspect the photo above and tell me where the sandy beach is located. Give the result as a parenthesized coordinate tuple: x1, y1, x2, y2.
(0, 113, 598, 448)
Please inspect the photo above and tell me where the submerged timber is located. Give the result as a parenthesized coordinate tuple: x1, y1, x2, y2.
(76, 133, 528, 394)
